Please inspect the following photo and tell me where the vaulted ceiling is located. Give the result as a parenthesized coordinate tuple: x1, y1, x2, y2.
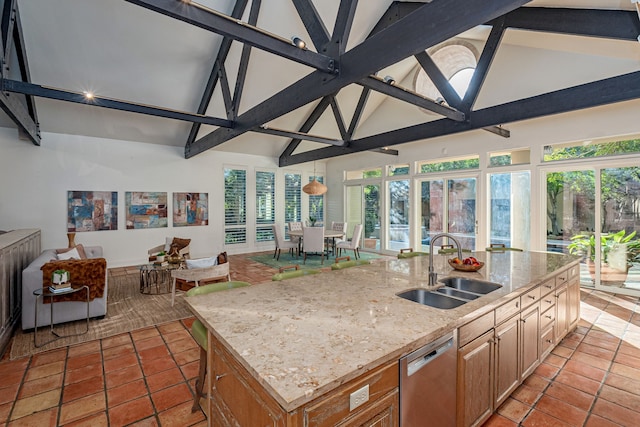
(1, 0, 639, 166)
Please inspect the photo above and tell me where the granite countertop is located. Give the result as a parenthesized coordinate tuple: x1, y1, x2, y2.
(185, 250, 579, 412)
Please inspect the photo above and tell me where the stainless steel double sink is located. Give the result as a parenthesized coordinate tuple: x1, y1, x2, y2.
(397, 277, 502, 309)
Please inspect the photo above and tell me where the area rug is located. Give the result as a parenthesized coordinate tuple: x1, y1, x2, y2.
(249, 250, 384, 271)
(10, 271, 193, 360)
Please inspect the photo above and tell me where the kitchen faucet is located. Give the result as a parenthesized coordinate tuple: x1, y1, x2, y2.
(428, 233, 463, 286)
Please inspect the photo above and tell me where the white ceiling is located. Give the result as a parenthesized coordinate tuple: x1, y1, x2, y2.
(4, 0, 639, 159)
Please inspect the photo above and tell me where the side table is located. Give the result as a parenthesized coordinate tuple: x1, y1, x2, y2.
(33, 285, 90, 348)
(139, 262, 184, 294)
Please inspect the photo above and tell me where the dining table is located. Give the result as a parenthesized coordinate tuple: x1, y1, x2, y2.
(288, 228, 345, 257)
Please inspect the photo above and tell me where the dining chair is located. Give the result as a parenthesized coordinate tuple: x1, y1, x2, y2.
(336, 224, 363, 260)
(288, 221, 303, 247)
(272, 223, 298, 260)
(186, 281, 251, 412)
(302, 226, 325, 264)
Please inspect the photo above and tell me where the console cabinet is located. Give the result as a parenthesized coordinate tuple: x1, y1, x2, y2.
(206, 330, 399, 427)
(0, 229, 41, 357)
(456, 266, 580, 427)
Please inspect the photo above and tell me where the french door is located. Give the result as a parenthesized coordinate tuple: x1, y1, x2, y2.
(418, 176, 478, 252)
(544, 164, 640, 296)
(345, 184, 381, 251)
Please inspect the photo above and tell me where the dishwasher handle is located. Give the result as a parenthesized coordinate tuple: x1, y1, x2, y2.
(406, 334, 454, 377)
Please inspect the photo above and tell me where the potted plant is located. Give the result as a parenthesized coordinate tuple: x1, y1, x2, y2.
(156, 251, 166, 263)
(568, 230, 640, 286)
(308, 216, 317, 227)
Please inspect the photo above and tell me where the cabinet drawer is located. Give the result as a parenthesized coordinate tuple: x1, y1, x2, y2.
(459, 311, 494, 347)
(540, 293, 555, 314)
(540, 325, 555, 357)
(539, 278, 555, 296)
(495, 298, 520, 325)
(304, 360, 398, 427)
(556, 269, 569, 286)
(520, 286, 540, 309)
(540, 306, 555, 330)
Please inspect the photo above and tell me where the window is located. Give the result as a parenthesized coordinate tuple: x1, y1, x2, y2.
(543, 136, 640, 162)
(256, 170, 275, 242)
(387, 180, 410, 250)
(308, 175, 324, 225)
(388, 164, 410, 176)
(488, 171, 530, 250)
(345, 168, 382, 180)
(224, 168, 246, 244)
(418, 155, 479, 173)
(414, 43, 478, 109)
(284, 173, 301, 233)
(488, 149, 530, 167)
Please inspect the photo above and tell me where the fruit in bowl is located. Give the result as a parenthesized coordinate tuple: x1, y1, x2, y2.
(449, 256, 484, 271)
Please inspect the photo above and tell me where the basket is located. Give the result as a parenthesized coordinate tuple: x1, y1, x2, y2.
(448, 259, 484, 272)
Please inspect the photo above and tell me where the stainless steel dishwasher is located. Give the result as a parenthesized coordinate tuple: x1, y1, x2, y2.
(400, 331, 457, 427)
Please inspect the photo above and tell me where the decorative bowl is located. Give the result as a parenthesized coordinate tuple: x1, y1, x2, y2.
(448, 259, 484, 272)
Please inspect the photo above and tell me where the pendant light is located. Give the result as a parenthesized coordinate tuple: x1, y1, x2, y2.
(303, 162, 327, 195)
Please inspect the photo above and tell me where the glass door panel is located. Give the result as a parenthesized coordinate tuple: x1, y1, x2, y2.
(448, 178, 477, 250)
(489, 172, 531, 250)
(420, 180, 443, 251)
(387, 180, 410, 251)
(596, 167, 640, 292)
(364, 185, 381, 250)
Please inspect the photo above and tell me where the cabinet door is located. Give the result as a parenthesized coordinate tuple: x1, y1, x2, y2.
(494, 316, 519, 407)
(555, 284, 569, 341)
(568, 279, 580, 330)
(520, 303, 540, 380)
(208, 336, 286, 427)
(458, 330, 494, 427)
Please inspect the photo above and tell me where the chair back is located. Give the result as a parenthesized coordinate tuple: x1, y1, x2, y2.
(172, 262, 231, 283)
(288, 221, 303, 232)
(331, 221, 347, 232)
(303, 226, 325, 253)
(350, 224, 363, 248)
(273, 223, 287, 246)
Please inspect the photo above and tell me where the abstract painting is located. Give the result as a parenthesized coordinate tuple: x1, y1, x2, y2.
(67, 191, 118, 232)
(125, 192, 168, 229)
(173, 192, 208, 227)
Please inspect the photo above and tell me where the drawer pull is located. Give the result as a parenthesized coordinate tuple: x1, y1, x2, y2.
(515, 301, 519, 308)
(546, 339, 553, 343)
(215, 373, 227, 382)
(545, 285, 553, 289)
(545, 299, 552, 304)
(528, 295, 536, 300)
(545, 315, 552, 319)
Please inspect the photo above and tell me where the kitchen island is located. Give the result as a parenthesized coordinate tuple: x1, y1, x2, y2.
(185, 250, 580, 427)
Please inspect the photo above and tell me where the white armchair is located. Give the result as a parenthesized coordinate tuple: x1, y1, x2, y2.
(149, 237, 191, 260)
(336, 224, 363, 260)
(273, 224, 298, 260)
(170, 262, 230, 306)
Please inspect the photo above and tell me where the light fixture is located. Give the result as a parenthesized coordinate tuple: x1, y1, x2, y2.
(303, 162, 327, 195)
(383, 75, 395, 85)
(83, 91, 94, 100)
(292, 36, 306, 49)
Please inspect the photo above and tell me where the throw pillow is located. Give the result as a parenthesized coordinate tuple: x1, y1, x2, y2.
(172, 237, 191, 251)
(217, 251, 228, 264)
(57, 247, 81, 260)
(186, 255, 217, 269)
(164, 237, 173, 252)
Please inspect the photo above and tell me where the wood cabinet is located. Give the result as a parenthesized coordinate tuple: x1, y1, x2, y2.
(0, 229, 41, 358)
(456, 266, 581, 427)
(206, 330, 399, 427)
(457, 330, 494, 427)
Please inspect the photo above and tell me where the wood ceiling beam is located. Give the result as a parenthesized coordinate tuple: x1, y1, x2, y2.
(492, 7, 640, 41)
(291, 0, 330, 51)
(255, 125, 344, 146)
(189, 0, 529, 159)
(279, 96, 333, 160)
(185, 0, 248, 147)
(280, 71, 640, 165)
(0, 0, 39, 145)
(1, 79, 233, 127)
(125, 0, 336, 73)
(230, 0, 260, 122)
(359, 75, 465, 121)
(330, 0, 358, 56)
(414, 51, 461, 108)
(347, 87, 370, 138)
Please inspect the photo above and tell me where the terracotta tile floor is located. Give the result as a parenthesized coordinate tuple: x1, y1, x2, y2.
(1, 252, 639, 426)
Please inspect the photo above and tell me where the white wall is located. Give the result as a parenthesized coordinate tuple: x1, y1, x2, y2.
(0, 129, 320, 267)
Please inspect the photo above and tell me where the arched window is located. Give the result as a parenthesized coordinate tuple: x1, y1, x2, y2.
(414, 43, 478, 109)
